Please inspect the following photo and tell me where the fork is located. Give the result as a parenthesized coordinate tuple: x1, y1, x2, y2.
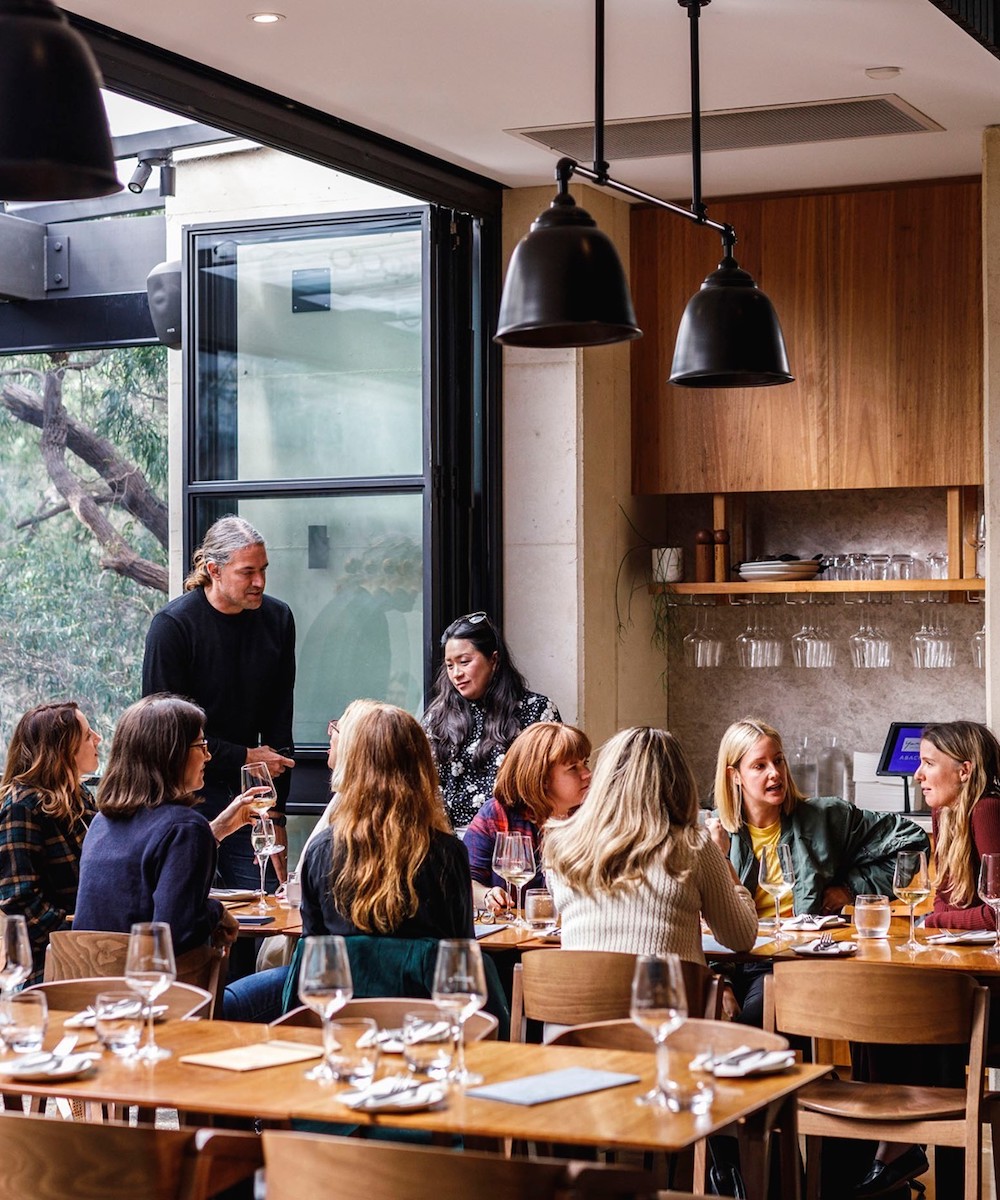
(815, 932, 835, 952)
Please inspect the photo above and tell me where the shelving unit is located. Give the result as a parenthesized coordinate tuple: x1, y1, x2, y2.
(652, 578, 986, 599)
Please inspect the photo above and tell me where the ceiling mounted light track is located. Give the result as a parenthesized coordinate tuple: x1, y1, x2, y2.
(495, 0, 793, 389)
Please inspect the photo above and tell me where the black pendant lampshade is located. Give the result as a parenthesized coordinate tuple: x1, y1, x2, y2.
(669, 253, 793, 387)
(495, 190, 642, 348)
(0, 0, 120, 200)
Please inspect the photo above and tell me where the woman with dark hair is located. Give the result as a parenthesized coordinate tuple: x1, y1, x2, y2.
(464, 721, 591, 912)
(422, 611, 560, 834)
(301, 702, 473, 940)
(0, 702, 101, 983)
(74, 693, 255, 957)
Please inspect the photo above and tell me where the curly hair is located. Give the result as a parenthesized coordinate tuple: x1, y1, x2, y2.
(0, 702, 89, 825)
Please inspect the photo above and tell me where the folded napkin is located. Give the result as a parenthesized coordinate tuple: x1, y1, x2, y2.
(209, 888, 258, 901)
(782, 914, 847, 930)
(355, 1020, 451, 1052)
(791, 939, 857, 957)
(179, 1040, 323, 1072)
(924, 929, 997, 945)
(338, 1075, 447, 1112)
(465, 1067, 640, 1106)
(64, 1002, 165, 1029)
(690, 1047, 796, 1078)
(474, 923, 510, 938)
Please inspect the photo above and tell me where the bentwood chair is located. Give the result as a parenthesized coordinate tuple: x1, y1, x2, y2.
(0, 1114, 261, 1200)
(272, 997, 499, 1041)
(260, 1130, 673, 1200)
(766, 959, 996, 1200)
(24, 977, 213, 1021)
(510, 950, 721, 1042)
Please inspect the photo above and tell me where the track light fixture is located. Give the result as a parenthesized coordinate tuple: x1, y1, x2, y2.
(128, 149, 175, 196)
(496, 0, 793, 389)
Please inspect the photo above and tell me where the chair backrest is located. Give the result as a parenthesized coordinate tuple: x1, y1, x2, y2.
(46, 932, 224, 1017)
(25, 977, 213, 1020)
(511, 951, 719, 1040)
(261, 1130, 657, 1200)
(0, 1114, 260, 1200)
(551, 1017, 789, 1056)
(271, 999, 499, 1041)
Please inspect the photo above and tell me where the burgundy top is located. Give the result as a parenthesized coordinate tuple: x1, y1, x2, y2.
(924, 794, 1000, 929)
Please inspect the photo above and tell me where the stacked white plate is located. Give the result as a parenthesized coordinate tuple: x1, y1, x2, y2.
(739, 559, 820, 583)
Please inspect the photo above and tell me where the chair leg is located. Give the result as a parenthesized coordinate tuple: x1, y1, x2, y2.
(693, 1138, 708, 1193)
(803, 1134, 822, 1200)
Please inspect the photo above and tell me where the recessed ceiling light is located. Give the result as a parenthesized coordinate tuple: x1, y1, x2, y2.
(248, 12, 285, 23)
(865, 66, 902, 80)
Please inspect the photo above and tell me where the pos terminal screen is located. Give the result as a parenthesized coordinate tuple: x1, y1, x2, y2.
(876, 723, 925, 777)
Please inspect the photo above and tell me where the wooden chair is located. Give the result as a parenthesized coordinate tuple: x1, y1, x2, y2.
(259, 1129, 677, 1200)
(272, 997, 499, 1041)
(510, 950, 721, 1041)
(0, 1113, 261, 1200)
(766, 959, 995, 1200)
(24, 977, 213, 1020)
(45, 931, 225, 1017)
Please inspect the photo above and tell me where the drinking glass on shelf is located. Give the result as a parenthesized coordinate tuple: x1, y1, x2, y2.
(240, 761, 277, 818)
(431, 939, 488, 1086)
(758, 844, 795, 940)
(893, 850, 930, 952)
(251, 817, 279, 912)
(0, 914, 32, 998)
(124, 921, 176, 1062)
(978, 854, 1000, 957)
(972, 624, 986, 670)
(630, 954, 687, 1107)
(298, 934, 354, 1081)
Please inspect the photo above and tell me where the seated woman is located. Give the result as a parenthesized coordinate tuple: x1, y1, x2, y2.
(422, 611, 561, 835)
(464, 721, 591, 913)
(301, 702, 473, 941)
(0, 702, 101, 984)
(74, 694, 255, 963)
(544, 726, 757, 963)
(708, 716, 930, 1026)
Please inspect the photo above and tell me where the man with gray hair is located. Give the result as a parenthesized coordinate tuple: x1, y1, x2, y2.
(142, 515, 296, 890)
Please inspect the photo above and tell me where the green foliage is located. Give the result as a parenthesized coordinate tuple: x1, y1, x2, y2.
(0, 348, 168, 749)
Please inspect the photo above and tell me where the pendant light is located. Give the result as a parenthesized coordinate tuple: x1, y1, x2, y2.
(0, 0, 120, 201)
(496, 0, 793, 389)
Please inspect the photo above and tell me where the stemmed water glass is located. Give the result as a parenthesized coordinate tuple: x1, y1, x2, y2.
(298, 934, 354, 1081)
(240, 761, 277, 819)
(893, 849, 931, 952)
(490, 833, 516, 918)
(251, 817, 279, 912)
(124, 921, 176, 1062)
(979, 854, 1000, 957)
(758, 844, 795, 940)
(432, 939, 488, 1086)
(0, 914, 32, 998)
(504, 833, 537, 928)
(629, 954, 687, 1107)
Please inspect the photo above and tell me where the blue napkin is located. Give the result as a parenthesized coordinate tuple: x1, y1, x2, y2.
(465, 1067, 640, 1106)
(474, 923, 509, 938)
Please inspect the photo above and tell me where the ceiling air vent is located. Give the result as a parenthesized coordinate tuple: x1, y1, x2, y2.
(508, 95, 942, 162)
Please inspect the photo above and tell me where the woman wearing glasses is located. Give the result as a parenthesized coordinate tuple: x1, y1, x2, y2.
(0, 702, 101, 984)
(423, 611, 561, 834)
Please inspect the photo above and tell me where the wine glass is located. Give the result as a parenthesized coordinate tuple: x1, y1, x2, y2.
(240, 762, 277, 819)
(504, 833, 537, 928)
(251, 817, 279, 912)
(979, 854, 1000, 957)
(124, 921, 176, 1062)
(758, 844, 795, 940)
(630, 954, 687, 1107)
(298, 935, 354, 1081)
(0, 914, 32, 997)
(490, 833, 515, 918)
(432, 939, 488, 1086)
(893, 849, 931, 952)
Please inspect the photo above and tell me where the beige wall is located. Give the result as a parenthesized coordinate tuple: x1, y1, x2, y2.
(500, 184, 668, 746)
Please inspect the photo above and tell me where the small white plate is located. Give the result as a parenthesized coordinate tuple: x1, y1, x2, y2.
(0, 1053, 99, 1081)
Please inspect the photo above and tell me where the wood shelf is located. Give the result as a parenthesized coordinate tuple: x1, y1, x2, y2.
(651, 578, 986, 598)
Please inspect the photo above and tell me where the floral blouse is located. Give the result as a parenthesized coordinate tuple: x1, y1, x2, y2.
(429, 691, 560, 830)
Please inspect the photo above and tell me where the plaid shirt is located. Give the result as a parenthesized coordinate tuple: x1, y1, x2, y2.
(464, 797, 543, 890)
(0, 784, 96, 983)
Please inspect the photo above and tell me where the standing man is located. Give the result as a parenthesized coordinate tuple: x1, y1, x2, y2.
(142, 515, 295, 889)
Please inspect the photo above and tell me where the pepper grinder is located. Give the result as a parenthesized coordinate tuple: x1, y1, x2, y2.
(713, 529, 730, 582)
(694, 529, 714, 583)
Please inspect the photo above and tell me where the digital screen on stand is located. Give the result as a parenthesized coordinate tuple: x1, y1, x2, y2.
(876, 723, 925, 778)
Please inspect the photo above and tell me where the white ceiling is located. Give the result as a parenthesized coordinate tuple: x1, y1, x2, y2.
(64, 0, 1000, 202)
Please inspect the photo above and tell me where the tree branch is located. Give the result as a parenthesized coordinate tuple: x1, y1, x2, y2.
(15, 491, 116, 530)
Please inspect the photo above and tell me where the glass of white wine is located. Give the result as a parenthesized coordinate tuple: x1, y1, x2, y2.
(124, 921, 176, 1062)
(758, 844, 795, 940)
(893, 849, 931, 952)
(251, 817, 279, 912)
(240, 761, 277, 819)
(978, 853, 1000, 957)
(504, 833, 537, 928)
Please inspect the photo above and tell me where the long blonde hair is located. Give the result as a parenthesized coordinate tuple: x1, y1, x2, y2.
(713, 717, 805, 833)
(328, 702, 450, 933)
(924, 721, 1000, 907)
(543, 726, 700, 896)
(0, 702, 89, 825)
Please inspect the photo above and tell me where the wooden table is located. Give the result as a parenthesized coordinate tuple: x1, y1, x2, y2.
(222, 895, 302, 939)
(3, 1016, 828, 1200)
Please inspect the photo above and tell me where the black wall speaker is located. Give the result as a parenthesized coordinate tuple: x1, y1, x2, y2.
(146, 259, 182, 349)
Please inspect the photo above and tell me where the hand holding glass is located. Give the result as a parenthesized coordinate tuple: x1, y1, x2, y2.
(298, 935, 353, 1081)
(240, 761, 277, 817)
(893, 849, 930, 952)
(125, 921, 176, 1062)
(432, 939, 487, 1086)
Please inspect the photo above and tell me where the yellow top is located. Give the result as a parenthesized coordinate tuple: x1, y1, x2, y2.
(748, 821, 794, 917)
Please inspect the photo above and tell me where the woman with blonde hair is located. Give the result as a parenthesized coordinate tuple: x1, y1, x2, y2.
(0, 702, 101, 983)
(465, 721, 591, 912)
(544, 727, 756, 962)
(300, 702, 473, 939)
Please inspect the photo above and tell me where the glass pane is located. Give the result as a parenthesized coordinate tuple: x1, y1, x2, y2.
(192, 494, 424, 746)
(193, 219, 424, 482)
